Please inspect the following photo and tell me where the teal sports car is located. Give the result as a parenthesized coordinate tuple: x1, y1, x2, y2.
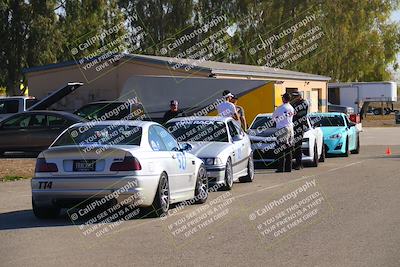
(309, 113, 360, 156)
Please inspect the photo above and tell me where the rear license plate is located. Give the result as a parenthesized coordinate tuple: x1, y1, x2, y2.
(73, 160, 96, 172)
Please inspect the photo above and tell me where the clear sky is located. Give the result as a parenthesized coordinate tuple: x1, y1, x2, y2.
(390, 10, 399, 80)
(391, 10, 400, 21)
(392, 10, 400, 58)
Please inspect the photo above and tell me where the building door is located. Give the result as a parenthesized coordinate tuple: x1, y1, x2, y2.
(312, 88, 322, 112)
(309, 90, 319, 112)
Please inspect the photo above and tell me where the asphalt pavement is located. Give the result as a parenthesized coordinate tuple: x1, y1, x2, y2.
(0, 128, 399, 267)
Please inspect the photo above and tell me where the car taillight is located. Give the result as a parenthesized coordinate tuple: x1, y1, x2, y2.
(35, 158, 58, 172)
(110, 156, 142, 171)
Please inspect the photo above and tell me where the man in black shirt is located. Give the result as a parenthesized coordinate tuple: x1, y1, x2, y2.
(290, 91, 309, 170)
(163, 100, 182, 123)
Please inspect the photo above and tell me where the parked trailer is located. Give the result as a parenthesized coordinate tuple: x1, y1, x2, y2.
(119, 76, 278, 124)
(328, 82, 397, 115)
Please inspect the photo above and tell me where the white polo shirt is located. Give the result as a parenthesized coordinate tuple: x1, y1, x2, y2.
(217, 101, 236, 118)
(272, 103, 294, 129)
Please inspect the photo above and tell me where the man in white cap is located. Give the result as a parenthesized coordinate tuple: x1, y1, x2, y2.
(217, 90, 239, 121)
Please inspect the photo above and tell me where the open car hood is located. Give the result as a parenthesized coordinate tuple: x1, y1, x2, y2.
(28, 82, 83, 111)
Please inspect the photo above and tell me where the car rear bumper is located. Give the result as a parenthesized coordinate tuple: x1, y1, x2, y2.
(31, 174, 159, 208)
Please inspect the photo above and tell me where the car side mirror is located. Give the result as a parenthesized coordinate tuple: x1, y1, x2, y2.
(179, 143, 192, 151)
(232, 134, 243, 142)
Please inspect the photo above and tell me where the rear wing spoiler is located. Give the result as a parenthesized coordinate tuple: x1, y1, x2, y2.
(28, 82, 83, 111)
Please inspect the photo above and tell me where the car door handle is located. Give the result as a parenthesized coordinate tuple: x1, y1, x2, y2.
(232, 152, 236, 156)
(171, 154, 176, 159)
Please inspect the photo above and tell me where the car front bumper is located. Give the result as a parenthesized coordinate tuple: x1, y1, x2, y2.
(204, 166, 226, 186)
(324, 138, 346, 154)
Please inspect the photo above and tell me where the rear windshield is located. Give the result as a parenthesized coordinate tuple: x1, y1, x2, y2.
(52, 125, 142, 147)
(0, 100, 19, 114)
(26, 99, 39, 109)
(250, 116, 276, 129)
(165, 120, 229, 142)
(310, 115, 345, 127)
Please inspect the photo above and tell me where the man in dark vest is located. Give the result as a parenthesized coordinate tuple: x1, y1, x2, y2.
(290, 91, 309, 170)
(163, 100, 182, 123)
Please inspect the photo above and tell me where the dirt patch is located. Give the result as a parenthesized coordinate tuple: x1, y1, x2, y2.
(0, 158, 35, 182)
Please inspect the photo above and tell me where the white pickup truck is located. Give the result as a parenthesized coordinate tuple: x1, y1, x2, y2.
(0, 82, 83, 122)
(0, 96, 39, 121)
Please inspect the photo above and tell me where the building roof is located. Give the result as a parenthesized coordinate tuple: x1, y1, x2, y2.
(23, 53, 330, 81)
(329, 81, 396, 87)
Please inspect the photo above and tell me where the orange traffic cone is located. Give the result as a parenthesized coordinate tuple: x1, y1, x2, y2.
(386, 147, 392, 156)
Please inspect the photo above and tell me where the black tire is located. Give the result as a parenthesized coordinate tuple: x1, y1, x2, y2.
(352, 134, 360, 154)
(220, 158, 233, 191)
(319, 144, 325, 162)
(32, 198, 60, 219)
(344, 138, 350, 157)
(373, 109, 380, 115)
(239, 153, 254, 183)
(148, 172, 170, 217)
(194, 164, 208, 204)
(310, 145, 318, 167)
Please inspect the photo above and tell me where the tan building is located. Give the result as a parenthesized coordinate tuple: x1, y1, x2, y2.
(24, 54, 330, 122)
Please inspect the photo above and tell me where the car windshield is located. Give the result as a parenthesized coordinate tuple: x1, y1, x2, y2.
(52, 125, 142, 147)
(250, 116, 276, 129)
(310, 115, 345, 127)
(165, 120, 229, 142)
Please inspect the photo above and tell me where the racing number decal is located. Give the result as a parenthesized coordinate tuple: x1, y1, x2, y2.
(176, 152, 187, 170)
(38, 181, 52, 189)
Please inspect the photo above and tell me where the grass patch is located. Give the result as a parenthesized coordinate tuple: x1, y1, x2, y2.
(2, 175, 29, 182)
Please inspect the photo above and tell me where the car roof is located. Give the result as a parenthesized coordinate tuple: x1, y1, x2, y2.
(5, 110, 86, 121)
(70, 120, 157, 128)
(0, 96, 36, 100)
(310, 112, 344, 116)
(167, 116, 231, 123)
(255, 113, 273, 117)
(80, 101, 126, 105)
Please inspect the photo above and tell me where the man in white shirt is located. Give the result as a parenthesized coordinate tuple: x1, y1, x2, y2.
(217, 90, 239, 121)
(272, 93, 294, 172)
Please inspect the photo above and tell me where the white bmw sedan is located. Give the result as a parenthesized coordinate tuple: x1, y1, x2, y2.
(31, 121, 208, 218)
(249, 113, 325, 167)
(165, 117, 254, 191)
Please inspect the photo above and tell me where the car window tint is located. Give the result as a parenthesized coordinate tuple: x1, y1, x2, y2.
(0, 100, 19, 114)
(26, 99, 39, 109)
(148, 126, 167, 151)
(29, 114, 46, 128)
(250, 116, 276, 129)
(227, 121, 239, 137)
(47, 115, 68, 127)
(154, 125, 179, 151)
(310, 115, 345, 127)
(53, 125, 142, 147)
(2, 114, 30, 128)
(165, 121, 229, 142)
(344, 115, 352, 126)
(233, 121, 244, 136)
